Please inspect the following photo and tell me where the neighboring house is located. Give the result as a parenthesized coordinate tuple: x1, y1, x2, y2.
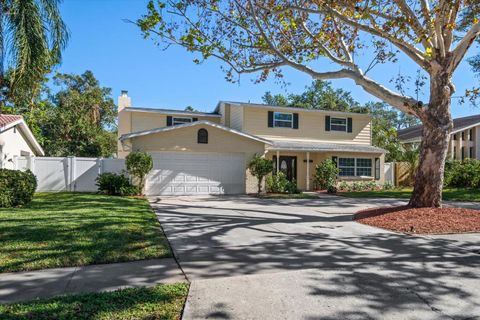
(118, 91, 385, 195)
(0, 114, 44, 169)
(398, 114, 480, 161)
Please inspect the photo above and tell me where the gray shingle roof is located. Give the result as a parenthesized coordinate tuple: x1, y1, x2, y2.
(397, 114, 480, 141)
(269, 140, 385, 153)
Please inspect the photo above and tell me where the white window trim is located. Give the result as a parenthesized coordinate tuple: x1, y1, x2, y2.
(273, 112, 293, 128)
(173, 117, 192, 126)
(330, 117, 348, 132)
(338, 157, 373, 177)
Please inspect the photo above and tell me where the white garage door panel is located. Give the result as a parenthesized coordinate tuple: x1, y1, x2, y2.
(146, 152, 246, 195)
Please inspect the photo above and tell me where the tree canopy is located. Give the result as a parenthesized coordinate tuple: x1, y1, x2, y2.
(31, 71, 117, 157)
(0, 0, 69, 110)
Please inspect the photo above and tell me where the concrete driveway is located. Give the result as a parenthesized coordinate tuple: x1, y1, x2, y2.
(150, 195, 480, 320)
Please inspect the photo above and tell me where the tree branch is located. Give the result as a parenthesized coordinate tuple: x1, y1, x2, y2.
(448, 23, 480, 73)
(394, 0, 432, 49)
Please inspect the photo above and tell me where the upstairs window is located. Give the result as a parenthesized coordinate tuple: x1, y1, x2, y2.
(330, 117, 347, 132)
(197, 129, 208, 144)
(173, 117, 192, 126)
(470, 129, 474, 141)
(273, 112, 293, 128)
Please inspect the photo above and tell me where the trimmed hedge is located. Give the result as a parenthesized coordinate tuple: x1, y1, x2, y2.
(0, 169, 37, 207)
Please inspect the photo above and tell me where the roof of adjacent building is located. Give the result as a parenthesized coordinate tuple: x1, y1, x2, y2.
(0, 114, 23, 129)
(397, 114, 480, 141)
(0, 114, 44, 156)
(123, 106, 221, 117)
(268, 140, 385, 153)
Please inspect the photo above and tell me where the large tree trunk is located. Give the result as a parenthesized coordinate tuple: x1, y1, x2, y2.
(409, 69, 453, 208)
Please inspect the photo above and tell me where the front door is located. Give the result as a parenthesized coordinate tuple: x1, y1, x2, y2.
(274, 156, 297, 181)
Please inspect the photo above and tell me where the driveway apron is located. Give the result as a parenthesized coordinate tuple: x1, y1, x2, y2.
(150, 195, 480, 320)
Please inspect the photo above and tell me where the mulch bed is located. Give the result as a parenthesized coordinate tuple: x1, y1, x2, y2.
(354, 206, 480, 234)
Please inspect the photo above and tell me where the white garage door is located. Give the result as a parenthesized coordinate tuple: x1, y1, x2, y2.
(145, 152, 246, 195)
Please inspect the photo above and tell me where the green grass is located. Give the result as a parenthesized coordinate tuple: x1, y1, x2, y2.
(0, 283, 188, 320)
(0, 193, 171, 273)
(257, 193, 319, 199)
(340, 187, 480, 202)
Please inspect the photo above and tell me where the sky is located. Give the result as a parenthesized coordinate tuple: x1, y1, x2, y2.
(56, 0, 480, 118)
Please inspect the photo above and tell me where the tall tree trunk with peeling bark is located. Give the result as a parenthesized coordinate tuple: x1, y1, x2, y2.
(409, 68, 453, 207)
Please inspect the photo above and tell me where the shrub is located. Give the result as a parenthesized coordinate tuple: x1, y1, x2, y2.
(444, 159, 480, 188)
(382, 181, 394, 190)
(265, 172, 300, 194)
(338, 181, 350, 191)
(285, 179, 300, 194)
(314, 159, 339, 190)
(266, 172, 289, 193)
(248, 155, 274, 194)
(96, 172, 137, 196)
(0, 169, 37, 207)
(327, 185, 337, 194)
(126, 152, 153, 194)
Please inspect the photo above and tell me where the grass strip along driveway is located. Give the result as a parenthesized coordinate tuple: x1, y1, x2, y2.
(340, 187, 480, 202)
(0, 283, 188, 320)
(0, 193, 171, 273)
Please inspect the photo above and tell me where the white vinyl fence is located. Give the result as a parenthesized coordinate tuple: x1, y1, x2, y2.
(384, 162, 395, 185)
(14, 156, 126, 192)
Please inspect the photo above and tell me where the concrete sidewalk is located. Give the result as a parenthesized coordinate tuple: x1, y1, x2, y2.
(0, 258, 186, 304)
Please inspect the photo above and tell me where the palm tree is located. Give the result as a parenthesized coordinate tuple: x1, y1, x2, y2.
(0, 0, 69, 111)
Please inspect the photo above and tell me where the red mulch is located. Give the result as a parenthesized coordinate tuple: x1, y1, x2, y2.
(354, 206, 480, 234)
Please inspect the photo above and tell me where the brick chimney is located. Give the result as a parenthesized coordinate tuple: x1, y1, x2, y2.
(118, 90, 131, 112)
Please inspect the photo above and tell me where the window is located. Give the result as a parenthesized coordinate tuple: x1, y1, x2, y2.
(338, 158, 355, 176)
(453, 134, 457, 140)
(470, 129, 474, 141)
(197, 128, 208, 144)
(470, 147, 474, 159)
(453, 146, 457, 160)
(173, 117, 192, 126)
(461, 146, 465, 160)
(330, 117, 347, 132)
(338, 157, 372, 177)
(462, 132, 465, 140)
(273, 112, 293, 128)
(356, 158, 373, 176)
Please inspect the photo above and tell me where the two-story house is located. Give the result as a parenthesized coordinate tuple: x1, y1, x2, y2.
(397, 114, 480, 161)
(117, 91, 385, 195)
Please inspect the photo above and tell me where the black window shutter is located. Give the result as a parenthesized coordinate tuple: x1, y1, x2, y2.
(325, 116, 331, 131)
(192, 117, 198, 122)
(375, 158, 380, 180)
(293, 113, 299, 129)
(347, 117, 353, 133)
(331, 156, 338, 167)
(166, 116, 173, 126)
(268, 111, 274, 127)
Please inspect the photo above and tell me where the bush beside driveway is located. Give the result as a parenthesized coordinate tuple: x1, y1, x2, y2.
(0, 193, 171, 273)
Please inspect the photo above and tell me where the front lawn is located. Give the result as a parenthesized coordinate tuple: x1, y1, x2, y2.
(0, 193, 171, 273)
(340, 188, 480, 202)
(0, 283, 188, 320)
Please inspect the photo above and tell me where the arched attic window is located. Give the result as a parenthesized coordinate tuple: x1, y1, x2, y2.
(197, 128, 208, 144)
